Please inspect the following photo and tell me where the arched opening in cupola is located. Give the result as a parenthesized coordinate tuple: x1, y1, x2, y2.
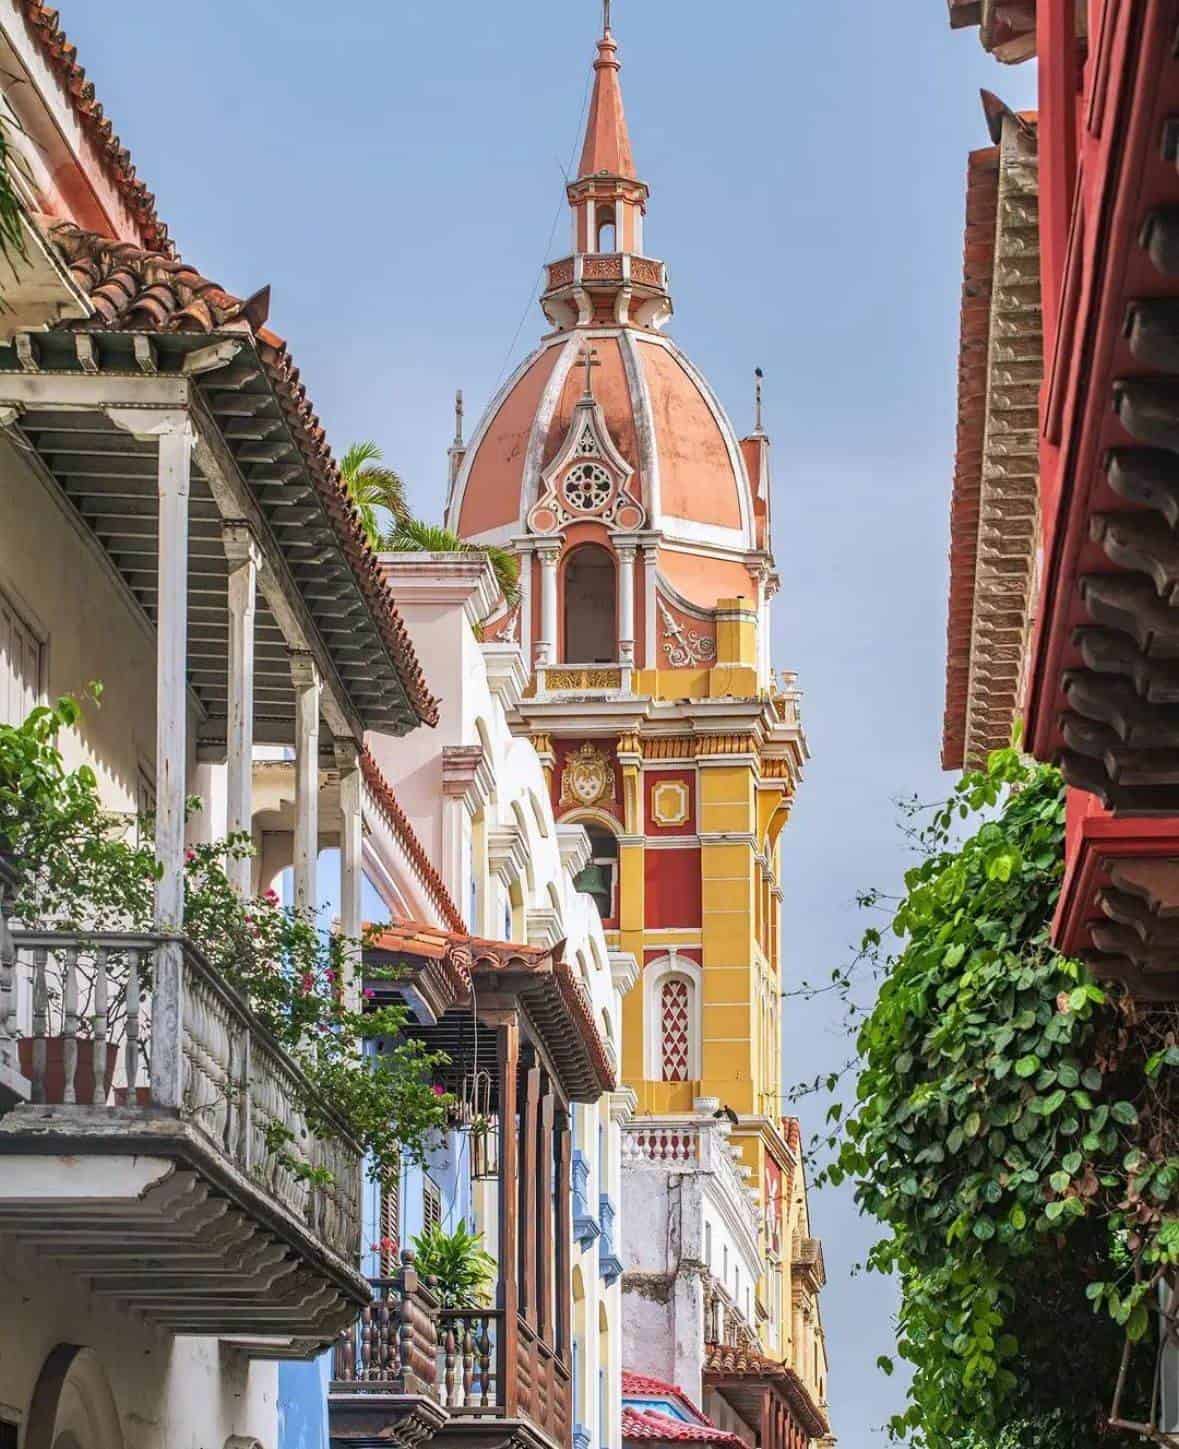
(595, 208, 617, 252)
(563, 544, 616, 663)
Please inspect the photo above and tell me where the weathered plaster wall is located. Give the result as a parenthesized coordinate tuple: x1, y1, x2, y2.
(0, 1231, 278, 1449)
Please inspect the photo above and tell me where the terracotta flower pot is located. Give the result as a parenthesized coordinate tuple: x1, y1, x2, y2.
(18, 1038, 121, 1104)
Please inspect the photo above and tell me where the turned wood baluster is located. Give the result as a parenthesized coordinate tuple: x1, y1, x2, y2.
(359, 1299, 374, 1380)
(92, 947, 109, 1105)
(461, 1319, 475, 1406)
(376, 1293, 392, 1378)
(477, 1317, 493, 1406)
(443, 1324, 458, 1407)
(333, 1326, 354, 1383)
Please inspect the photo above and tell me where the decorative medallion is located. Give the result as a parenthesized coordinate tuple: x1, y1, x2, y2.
(545, 668, 622, 692)
(651, 779, 690, 828)
(560, 742, 616, 809)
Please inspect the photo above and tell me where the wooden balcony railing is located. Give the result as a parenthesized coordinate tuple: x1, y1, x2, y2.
(438, 1308, 501, 1412)
(333, 1258, 440, 1395)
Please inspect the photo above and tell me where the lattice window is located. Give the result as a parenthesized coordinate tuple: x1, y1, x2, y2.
(661, 977, 692, 1082)
(562, 461, 612, 512)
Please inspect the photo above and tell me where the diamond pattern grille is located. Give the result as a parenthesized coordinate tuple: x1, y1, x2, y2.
(661, 978, 690, 1082)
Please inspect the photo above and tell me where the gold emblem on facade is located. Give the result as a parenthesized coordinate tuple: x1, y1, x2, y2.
(560, 742, 616, 809)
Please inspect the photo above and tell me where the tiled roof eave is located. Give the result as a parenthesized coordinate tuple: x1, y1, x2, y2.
(32, 219, 438, 733)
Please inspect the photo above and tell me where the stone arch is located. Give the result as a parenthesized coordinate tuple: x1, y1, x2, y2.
(26, 1346, 124, 1449)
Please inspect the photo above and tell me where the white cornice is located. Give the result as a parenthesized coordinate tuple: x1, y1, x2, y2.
(608, 948, 640, 997)
(379, 552, 500, 626)
(481, 641, 529, 711)
(556, 821, 592, 877)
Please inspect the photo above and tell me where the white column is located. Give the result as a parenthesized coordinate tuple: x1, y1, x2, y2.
(153, 421, 195, 932)
(335, 738, 363, 1009)
(515, 540, 534, 667)
(290, 652, 321, 915)
(616, 542, 636, 667)
(642, 542, 659, 669)
(223, 524, 260, 894)
(537, 543, 560, 666)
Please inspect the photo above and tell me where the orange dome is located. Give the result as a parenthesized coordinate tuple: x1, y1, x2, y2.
(448, 330, 754, 554)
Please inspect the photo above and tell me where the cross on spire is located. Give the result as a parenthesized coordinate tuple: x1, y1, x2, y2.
(602, 0, 612, 36)
(581, 344, 600, 399)
(754, 367, 764, 433)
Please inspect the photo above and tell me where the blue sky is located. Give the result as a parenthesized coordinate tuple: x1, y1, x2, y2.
(69, 2, 1036, 1440)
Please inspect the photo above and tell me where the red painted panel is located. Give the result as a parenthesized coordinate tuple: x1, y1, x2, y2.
(644, 768, 697, 837)
(645, 847, 701, 928)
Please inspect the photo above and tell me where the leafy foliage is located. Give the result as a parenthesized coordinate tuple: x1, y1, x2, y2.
(0, 94, 29, 288)
(411, 1221, 497, 1308)
(383, 517, 521, 607)
(0, 695, 451, 1179)
(811, 748, 1178, 1446)
(340, 440, 409, 548)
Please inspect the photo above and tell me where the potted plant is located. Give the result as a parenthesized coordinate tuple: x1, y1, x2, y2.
(410, 1222, 496, 1309)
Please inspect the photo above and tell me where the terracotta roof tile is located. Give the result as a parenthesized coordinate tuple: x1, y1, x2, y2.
(39, 218, 439, 729)
(622, 1372, 709, 1423)
(942, 145, 999, 771)
(704, 1344, 829, 1440)
(622, 1409, 743, 1448)
(18, 2, 171, 253)
(361, 750, 465, 932)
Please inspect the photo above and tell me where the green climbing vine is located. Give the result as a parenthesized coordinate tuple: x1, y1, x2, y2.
(805, 747, 1179, 1447)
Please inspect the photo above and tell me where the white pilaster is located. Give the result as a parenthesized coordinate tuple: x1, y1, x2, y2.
(615, 541, 636, 667)
(537, 541, 561, 666)
(642, 542, 659, 669)
(335, 738, 363, 1009)
(514, 538, 534, 668)
(223, 523, 260, 894)
(290, 652, 321, 915)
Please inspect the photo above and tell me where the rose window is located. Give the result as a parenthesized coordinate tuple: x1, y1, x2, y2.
(562, 462, 612, 513)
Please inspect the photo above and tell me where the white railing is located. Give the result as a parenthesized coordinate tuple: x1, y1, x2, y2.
(2, 927, 362, 1265)
(622, 1112, 761, 1241)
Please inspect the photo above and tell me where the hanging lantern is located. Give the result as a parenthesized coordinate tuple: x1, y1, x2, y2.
(458, 1067, 499, 1180)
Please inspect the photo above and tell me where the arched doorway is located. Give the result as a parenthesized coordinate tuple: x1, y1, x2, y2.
(26, 1346, 124, 1449)
(563, 546, 616, 664)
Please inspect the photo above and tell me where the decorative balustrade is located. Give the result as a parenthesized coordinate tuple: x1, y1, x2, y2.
(622, 1115, 761, 1243)
(1, 928, 362, 1265)
(438, 1308, 501, 1412)
(333, 1259, 440, 1394)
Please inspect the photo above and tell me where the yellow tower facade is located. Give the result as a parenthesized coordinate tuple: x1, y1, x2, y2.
(448, 15, 829, 1435)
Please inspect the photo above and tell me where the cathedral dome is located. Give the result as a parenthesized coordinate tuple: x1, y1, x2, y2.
(446, 18, 774, 637)
(449, 329, 757, 597)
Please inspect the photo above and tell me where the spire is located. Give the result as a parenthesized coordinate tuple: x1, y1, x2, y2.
(577, 10, 636, 181)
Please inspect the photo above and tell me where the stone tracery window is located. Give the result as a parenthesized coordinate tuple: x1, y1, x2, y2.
(562, 461, 612, 513)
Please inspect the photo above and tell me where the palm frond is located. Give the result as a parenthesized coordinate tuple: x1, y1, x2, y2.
(338, 441, 409, 548)
(381, 519, 520, 606)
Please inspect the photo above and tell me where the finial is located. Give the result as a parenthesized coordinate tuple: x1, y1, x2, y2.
(754, 366, 764, 433)
(602, 0, 612, 36)
(454, 388, 464, 447)
(580, 344, 600, 399)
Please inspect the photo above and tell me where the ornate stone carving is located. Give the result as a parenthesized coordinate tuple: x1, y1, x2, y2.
(651, 779, 690, 827)
(545, 667, 622, 691)
(559, 742, 617, 808)
(659, 600, 717, 667)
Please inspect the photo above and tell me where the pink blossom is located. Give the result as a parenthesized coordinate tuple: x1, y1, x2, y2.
(264, 888, 279, 904)
(299, 972, 315, 995)
(363, 987, 375, 1000)
(431, 1083, 446, 1097)
(184, 848, 196, 863)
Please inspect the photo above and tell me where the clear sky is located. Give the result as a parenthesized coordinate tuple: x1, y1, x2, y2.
(67, 2, 1035, 1441)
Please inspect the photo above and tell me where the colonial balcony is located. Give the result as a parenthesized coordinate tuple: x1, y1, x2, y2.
(331, 1267, 572, 1449)
(332, 924, 615, 1449)
(0, 916, 368, 1356)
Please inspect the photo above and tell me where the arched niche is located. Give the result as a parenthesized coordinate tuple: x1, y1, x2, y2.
(562, 544, 616, 664)
(26, 1346, 124, 1449)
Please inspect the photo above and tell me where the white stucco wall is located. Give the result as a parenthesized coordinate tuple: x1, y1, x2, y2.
(368, 555, 629, 1449)
(0, 1237, 278, 1449)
